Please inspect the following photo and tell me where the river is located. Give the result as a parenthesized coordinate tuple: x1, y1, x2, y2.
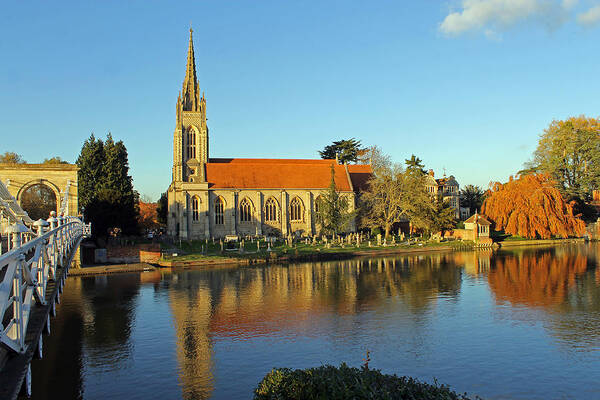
(29, 244, 600, 399)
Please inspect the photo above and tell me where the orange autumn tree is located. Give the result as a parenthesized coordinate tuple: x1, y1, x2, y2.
(482, 173, 585, 239)
(138, 201, 160, 231)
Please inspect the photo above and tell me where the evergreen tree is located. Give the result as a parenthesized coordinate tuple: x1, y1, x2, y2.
(460, 184, 485, 215)
(157, 192, 168, 225)
(77, 133, 139, 237)
(404, 154, 426, 175)
(319, 138, 365, 164)
(76, 134, 105, 211)
(315, 166, 354, 235)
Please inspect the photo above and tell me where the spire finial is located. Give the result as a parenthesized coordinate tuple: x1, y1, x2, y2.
(182, 26, 200, 111)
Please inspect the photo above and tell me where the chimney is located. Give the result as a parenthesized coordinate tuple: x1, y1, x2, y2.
(428, 169, 434, 177)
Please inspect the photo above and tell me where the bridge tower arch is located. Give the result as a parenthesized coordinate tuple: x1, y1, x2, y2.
(17, 180, 60, 220)
(0, 163, 79, 217)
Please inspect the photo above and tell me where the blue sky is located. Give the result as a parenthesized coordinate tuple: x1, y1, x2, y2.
(2, 1, 600, 200)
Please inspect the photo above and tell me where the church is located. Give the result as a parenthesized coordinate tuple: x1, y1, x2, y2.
(167, 29, 372, 239)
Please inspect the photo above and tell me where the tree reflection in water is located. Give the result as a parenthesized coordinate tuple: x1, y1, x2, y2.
(488, 248, 588, 308)
(30, 274, 141, 400)
(27, 245, 600, 400)
(483, 245, 600, 349)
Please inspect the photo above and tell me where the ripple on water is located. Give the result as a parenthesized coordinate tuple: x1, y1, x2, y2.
(28, 245, 600, 399)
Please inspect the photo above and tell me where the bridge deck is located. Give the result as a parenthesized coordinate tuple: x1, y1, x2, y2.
(0, 237, 82, 400)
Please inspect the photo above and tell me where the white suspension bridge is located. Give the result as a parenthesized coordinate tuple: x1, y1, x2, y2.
(0, 179, 90, 399)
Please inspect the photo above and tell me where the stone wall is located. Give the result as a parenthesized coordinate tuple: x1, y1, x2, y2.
(169, 186, 356, 239)
(105, 243, 161, 263)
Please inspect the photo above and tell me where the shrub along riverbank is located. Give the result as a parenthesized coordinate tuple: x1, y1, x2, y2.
(254, 364, 478, 400)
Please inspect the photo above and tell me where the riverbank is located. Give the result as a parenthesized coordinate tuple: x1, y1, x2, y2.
(72, 237, 587, 276)
(73, 244, 458, 275)
(70, 263, 158, 276)
(157, 244, 455, 268)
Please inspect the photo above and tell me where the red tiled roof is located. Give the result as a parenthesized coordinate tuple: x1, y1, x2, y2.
(209, 158, 335, 164)
(205, 158, 357, 190)
(347, 164, 373, 192)
(465, 213, 491, 225)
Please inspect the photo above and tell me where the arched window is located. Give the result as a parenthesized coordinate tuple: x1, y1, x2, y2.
(187, 129, 196, 159)
(192, 196, 200, 221)
(290, 197, 303, 222)
(215, 197, 224, 225)
(239, 198, 252, 222)
(265, 198, 278, 222)
(314, 196, 322, 214)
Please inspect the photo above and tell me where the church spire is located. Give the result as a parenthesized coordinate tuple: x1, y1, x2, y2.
(182, 27, 201, 112)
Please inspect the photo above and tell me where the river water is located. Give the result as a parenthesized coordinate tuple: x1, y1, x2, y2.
(29, 244, 600, 399)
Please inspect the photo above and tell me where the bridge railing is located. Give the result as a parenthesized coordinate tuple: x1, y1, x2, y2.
(58, 180, 70, 217)
(0, 215, 90, 354)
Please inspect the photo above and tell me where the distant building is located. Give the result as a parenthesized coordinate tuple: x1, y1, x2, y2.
(167, 29, 372, 239)
(463, 212, 491, 241)
(447, 212, 492, 244)
(459, 207, 471, 220)
(425, 170, 460, 218)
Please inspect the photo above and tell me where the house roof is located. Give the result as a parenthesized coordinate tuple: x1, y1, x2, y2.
(205, 158, 370, 191)
(464, 213, 491, 225)
(347, 164, 373, 192)
(436, 175, 458, 186)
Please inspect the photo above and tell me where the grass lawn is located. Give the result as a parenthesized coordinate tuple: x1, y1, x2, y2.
(160, 237, 472, 262)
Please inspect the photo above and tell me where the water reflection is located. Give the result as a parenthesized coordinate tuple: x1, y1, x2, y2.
(81, 275, 140, 369)
(29, 245, 600, 399)
(30, 275, 141, 400)
(165, 256, 463, 398)
(488, 248, 588, 308)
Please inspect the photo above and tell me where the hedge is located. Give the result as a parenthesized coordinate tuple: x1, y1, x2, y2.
(254, 364, 478, 400)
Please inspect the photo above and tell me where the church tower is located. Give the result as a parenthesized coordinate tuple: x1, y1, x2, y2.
(173, 28, 208, 183)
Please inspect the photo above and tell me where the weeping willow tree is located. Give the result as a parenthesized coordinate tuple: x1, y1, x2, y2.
(482, 173, 585, 239)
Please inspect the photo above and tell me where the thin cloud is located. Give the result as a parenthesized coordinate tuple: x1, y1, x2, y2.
(440, 0, 573, 37)
(577, 5, 600, 26)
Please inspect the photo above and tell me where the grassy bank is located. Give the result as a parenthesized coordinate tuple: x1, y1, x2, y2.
(157, 238, 474, 267)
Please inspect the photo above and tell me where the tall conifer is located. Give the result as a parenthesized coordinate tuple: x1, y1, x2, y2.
(77, 133, 138, 237)
(76, 134, 105, 211)
(315, 166, 353, 235)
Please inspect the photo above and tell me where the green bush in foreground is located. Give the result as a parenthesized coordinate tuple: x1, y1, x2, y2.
(254, 364, 478, 400)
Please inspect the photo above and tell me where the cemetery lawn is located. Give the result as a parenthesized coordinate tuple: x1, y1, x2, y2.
(159, 239, 471, 264)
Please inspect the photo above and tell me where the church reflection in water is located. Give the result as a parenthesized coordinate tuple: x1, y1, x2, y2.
(165, 255, 465, 398)
(29, 243, 600, 399)
(167, 244, 600, 398)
